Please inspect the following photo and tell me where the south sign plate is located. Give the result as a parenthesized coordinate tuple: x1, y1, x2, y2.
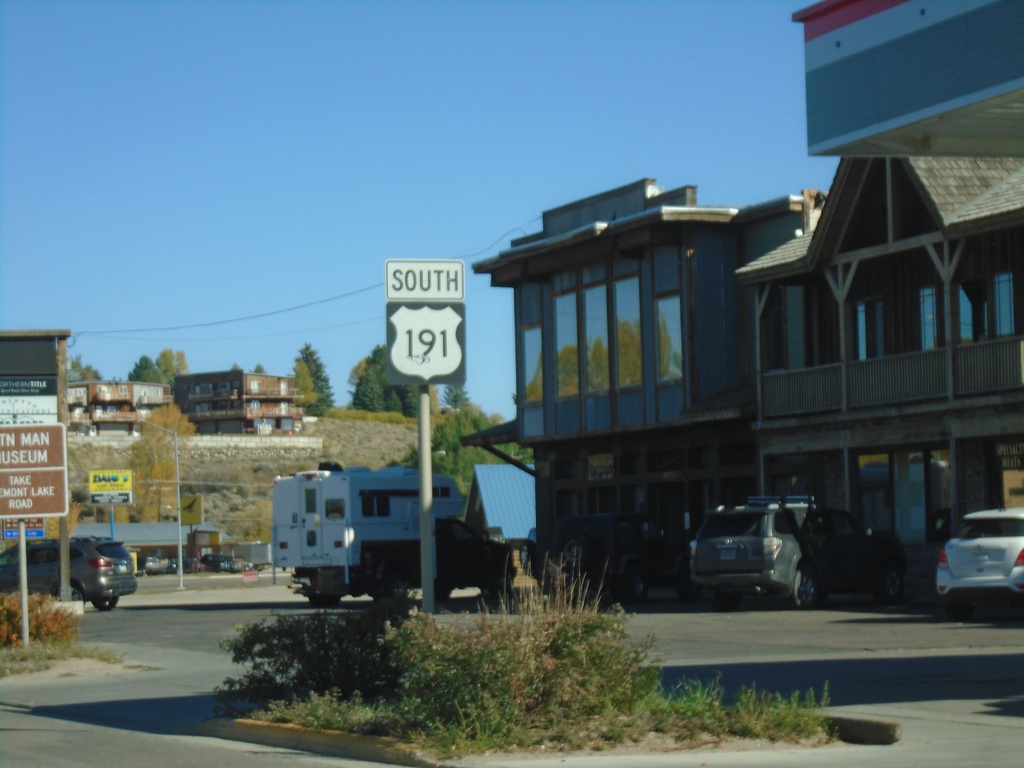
(385, 259, 465, 302)
(386, 302, 466, 385)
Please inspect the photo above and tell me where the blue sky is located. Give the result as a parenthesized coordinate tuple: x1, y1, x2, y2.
(0, 0, 837, 421)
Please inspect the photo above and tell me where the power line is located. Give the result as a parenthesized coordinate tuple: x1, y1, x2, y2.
(76, 284, 382, 337)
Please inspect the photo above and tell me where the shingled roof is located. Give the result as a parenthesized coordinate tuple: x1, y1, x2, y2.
(738, 156, 1024, 284)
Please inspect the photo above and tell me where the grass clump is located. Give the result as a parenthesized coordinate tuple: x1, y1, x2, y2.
(217, 584, 831, 757)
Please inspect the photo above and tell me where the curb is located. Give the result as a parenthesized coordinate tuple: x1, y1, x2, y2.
(193, 719, 445, 767)
(827, 714, 902, 745)
(194, 713, 902, 764)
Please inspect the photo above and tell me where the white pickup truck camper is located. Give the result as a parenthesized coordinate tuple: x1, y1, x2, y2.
(272, 464, 515, 606)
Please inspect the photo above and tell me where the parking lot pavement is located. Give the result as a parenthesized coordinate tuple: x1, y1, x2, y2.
(5, 583, 1024, 767)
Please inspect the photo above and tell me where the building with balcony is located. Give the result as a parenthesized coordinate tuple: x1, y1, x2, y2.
(739, 156, 1024, 550)
(67, 380, 173, 435)
(173, 371, 303, 435)
(473, 179, 824, 559)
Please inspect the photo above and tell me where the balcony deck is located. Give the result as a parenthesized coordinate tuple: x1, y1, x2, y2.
(762, 336, 1024, 418)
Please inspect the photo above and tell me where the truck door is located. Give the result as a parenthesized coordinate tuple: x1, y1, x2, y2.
(300, 477, 329, 564)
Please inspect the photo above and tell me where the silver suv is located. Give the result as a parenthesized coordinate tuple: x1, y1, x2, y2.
(0, 537, 138, 610)
(690, 496, 905, 611)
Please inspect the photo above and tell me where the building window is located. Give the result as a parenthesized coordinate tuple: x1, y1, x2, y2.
(856, 298, 884, 360)
(555, 292, 579, 396)
(656, 295, 682, 381)
(995, 272, 1014, 337)
(614, 276, 642, 388)
(959, 280, 987, 342)
(920, 286, 938, 350)
(584, 284, 609, 392)
(523, 327, 543, 402)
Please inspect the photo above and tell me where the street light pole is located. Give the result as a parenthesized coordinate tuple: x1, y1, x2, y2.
(141, 420, 184, 590)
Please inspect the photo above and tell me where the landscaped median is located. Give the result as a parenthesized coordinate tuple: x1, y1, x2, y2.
(206, 585, 901, 762)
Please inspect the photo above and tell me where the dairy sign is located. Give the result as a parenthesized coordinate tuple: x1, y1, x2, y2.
(0, 424, 68, 518)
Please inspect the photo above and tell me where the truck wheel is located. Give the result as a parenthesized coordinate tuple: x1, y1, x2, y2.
(613, 566, 649, 604)
(872, 563, 905, 604)
(380, 573, 409, 601)
(308, 594, 341, 608)
(791, 565, 822, 609)
(92, 596, 119, 611)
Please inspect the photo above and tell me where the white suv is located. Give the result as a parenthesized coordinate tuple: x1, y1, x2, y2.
(937, 508, 1024, 621)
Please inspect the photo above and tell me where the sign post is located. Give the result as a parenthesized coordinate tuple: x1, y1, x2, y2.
(385, 259, 466, 614)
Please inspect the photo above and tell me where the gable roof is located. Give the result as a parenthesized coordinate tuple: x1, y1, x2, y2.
(738, 156, 1024, 284)
(469, 464, 535, 540)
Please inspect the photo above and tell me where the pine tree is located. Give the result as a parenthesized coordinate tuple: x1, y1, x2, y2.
(297, 343, 334, 416)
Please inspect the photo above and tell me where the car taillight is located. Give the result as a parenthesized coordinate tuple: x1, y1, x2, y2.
(1014, 548, 1024, 568)
(87, 557, 113, 569)
(937, 549, 948, 569)
(763, 537, 782, 557)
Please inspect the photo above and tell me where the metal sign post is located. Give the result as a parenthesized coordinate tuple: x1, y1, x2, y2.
(385, 259, 466, 614)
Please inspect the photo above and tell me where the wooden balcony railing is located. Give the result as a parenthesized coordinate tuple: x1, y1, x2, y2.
(761, 335, 1024, 418)
(956, 337, 1024, 394)
(762, 364, 841, 416)
(848, 349, 946, 407)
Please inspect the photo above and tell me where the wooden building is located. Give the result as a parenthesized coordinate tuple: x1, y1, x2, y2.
(174, 371, 303, 435)
(473, 179, 823, 561)
(739, 156, 1024, 587)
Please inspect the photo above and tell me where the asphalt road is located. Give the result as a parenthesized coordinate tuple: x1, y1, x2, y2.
(3, 576, 1024, 767)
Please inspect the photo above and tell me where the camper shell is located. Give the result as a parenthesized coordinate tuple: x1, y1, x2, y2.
(272, 464, 514, 606)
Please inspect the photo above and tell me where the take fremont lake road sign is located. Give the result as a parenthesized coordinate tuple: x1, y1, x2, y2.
(0, 424, 68, 518)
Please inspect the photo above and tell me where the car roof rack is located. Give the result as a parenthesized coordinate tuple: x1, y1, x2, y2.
(745, 495, 815, 509)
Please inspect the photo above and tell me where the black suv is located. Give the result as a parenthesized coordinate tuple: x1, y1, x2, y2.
(552, 513, 690, 604)
(0, 537, 138, 611)
(690, 496, 906, 610)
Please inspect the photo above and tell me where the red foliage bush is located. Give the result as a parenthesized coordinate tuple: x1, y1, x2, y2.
(0, 593, 80, 648)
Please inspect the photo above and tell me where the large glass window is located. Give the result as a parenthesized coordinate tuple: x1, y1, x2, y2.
(656, 296, 682, 381)
(584, 284, 609, 392)
(523, 327, 543, 402)
(555, 293, 579, 396)
(614, 277, 641, 388)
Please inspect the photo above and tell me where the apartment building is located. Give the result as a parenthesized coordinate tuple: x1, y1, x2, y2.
(174, 371, 303, 435)
(68, 380, 173, 435)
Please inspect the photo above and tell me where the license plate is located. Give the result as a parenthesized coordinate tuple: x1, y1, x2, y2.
(115, 563, 128, 574)
(720, 548, 737, 561)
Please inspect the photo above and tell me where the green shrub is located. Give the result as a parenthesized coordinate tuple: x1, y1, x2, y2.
(215, 598, 415, 716)
(323, 408, 414, 426)
(0, 593, 80, 648)
(388, 590, 659, 747)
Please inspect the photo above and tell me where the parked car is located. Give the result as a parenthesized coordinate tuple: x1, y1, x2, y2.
(0, 537, 138, 610)
(141, 556, 167, 575)
(552, 512, 691, 604)
(200, 553, 235, 573)
(690, 496, 906, 611)
(936, 507, 1024, 621)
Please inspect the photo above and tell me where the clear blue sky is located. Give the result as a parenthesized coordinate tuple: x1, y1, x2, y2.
(0, 0, 837, 421)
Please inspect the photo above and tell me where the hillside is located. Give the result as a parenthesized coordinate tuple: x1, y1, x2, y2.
(66, 415, 418, 540)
